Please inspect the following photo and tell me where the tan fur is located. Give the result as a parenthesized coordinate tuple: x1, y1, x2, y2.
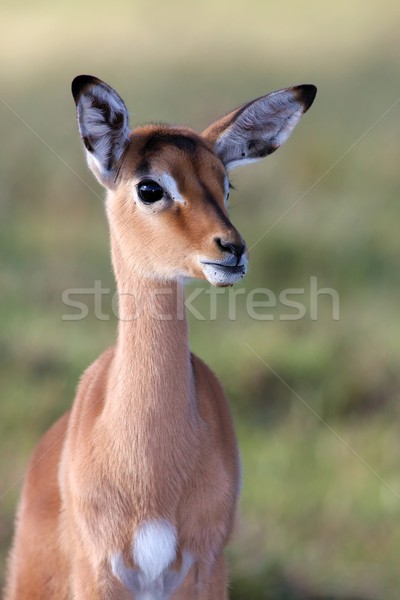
(4, 128, 241, 599)
(4, 77, 315, 598)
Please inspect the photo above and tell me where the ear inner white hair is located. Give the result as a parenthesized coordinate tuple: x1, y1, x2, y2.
(72, 75, 131, 187)
(203, 85, 317, 170)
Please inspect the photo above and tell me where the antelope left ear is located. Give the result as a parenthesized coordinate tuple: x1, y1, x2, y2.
(71, 75, 131, 189)
(202, 84, 317, 171)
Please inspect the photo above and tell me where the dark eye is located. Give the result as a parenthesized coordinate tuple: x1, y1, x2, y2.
(137, 180, 164, 203)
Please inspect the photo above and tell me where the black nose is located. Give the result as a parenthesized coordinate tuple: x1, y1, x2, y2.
(215, 237, 246, 261)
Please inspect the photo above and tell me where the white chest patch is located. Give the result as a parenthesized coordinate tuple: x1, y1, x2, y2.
(111, 519, 193, 599)
(134, 520, 177, 582)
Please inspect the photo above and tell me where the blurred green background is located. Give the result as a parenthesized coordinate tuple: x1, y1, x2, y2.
(1, 1, 400, 598)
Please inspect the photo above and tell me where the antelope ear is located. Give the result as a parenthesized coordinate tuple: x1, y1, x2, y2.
(71, 75, 130, 188)
(202, 84, 317, 171)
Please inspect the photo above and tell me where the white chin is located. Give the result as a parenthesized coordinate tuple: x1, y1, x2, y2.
(201, 263, 247, 286)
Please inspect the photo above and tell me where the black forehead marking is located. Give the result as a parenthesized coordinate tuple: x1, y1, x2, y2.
(142, 132, 209, 156)
(136, 131, 226, 182)
(136, 133, 203, 177)
(136, 157, 150, 176)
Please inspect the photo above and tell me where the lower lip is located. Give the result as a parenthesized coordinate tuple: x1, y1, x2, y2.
(200, 262, 247, 286)
(202, 263, 245, 274)
(202, 262, 244, 273)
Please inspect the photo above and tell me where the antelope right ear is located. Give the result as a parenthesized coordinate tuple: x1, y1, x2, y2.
(72, 75, 131, 189)
(202, 84, 317, 171)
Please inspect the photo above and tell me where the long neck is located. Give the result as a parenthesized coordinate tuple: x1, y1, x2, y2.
(106, 236, 193, 421)
(100, 236, 199, 515)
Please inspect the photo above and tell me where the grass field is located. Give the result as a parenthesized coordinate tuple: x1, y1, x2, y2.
(1, 1, 400, 598)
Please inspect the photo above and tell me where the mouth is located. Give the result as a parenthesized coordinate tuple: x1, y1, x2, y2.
(200, 259, 247, 286)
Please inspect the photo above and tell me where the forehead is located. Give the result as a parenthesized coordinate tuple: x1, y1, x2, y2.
(122, 125, 227, 190)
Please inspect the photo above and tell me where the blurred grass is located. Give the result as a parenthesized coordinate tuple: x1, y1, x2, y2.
(1, 0, 400, 598)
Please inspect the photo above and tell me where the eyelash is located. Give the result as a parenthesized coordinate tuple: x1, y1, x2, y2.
(226, 181, 235, 205)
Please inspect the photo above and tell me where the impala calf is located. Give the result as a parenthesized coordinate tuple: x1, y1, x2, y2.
(4, 75, 316, 599)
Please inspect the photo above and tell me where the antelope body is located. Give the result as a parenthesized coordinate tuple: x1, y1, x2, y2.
(4, 76, 316, 599)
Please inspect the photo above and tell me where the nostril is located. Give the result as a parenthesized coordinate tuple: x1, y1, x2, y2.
(235, 242, 246, 257)
(215, 237, 246, 258)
